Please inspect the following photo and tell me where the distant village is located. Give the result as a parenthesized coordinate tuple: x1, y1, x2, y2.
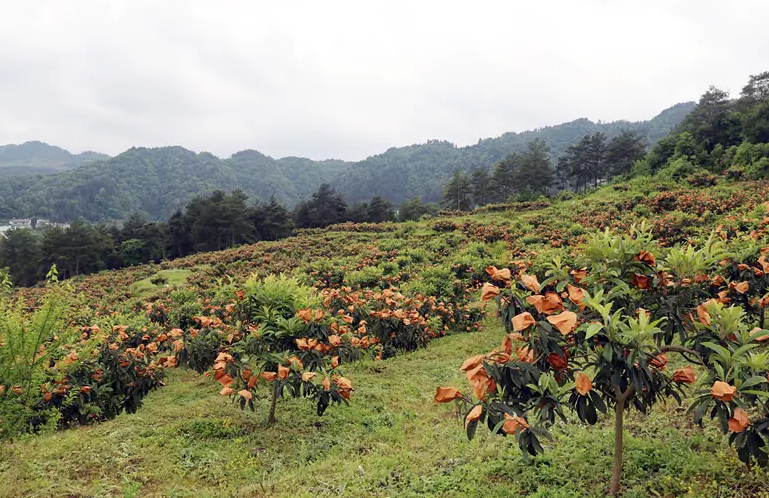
(0, 218, 70, 237)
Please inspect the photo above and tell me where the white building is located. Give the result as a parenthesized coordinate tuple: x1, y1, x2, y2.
(8, 218, 32, 229)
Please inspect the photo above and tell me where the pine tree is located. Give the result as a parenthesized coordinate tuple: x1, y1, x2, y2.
(295, 184, 348, 228)
(605, 130, 646, 178)
(516, 138, 553, 195)
(367, 196, 394, 222)
(470, 166, 492, 206)
(491, 153, 521, 202)
(441, 171, 472, 211)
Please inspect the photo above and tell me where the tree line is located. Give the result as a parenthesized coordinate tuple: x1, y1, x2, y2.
(0, 104, 693, 223)
(633, 71, 769, 179)
(0, 186, 440, 286)
(441, 131, 647, 209)
(441, 70, 769, 209)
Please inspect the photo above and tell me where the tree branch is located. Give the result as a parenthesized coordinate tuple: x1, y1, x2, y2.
(613, 384, 637, 403)
(654, 345, 706, 366)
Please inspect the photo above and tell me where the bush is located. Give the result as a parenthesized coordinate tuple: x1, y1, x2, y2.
(432, 220, 458, 232)
(687, 171, 718, 187)
(0, 290, 68, 435)
(239, 274, 319, 323)
(176, 328, 223, 373)
(0, 288, 166, 436)
(656, 157, 698, 182)
(745, 157, 769, 180)
(402, 266, 458, 302)
(150, 275, 169, 286)
(346, 266, 385, 289)
(168, 289, 203, 329)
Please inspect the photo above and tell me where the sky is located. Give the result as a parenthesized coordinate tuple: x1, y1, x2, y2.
(0, 1, 768, 161)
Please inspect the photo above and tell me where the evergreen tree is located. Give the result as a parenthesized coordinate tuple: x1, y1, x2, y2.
(295, 184, 348, 228)
(490, 153, 521, 202)
(681, 86, 741, 153)
(346, 202, 370, 223)
(470, 166, 491, 206)
(740, 71, 769, 105)
(743, 101, 769, 144)
(366, 196, 394, 222)
(559, 137, 588, 192)
(586, 132, 608, 185)
(441, 170, 472, 211)
(121, 212, 147, 241)
(516, 138, 553, 195)
(0, 229, 41, 286)
(398, 197, 436, 221)
(259, 197, 293, 240)
(167, 209, 192, 258)
(605, 130, 647, 178)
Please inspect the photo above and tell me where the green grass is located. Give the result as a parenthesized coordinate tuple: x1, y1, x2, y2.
(1, 318, 767, 497)
(132, 269, 193, 295)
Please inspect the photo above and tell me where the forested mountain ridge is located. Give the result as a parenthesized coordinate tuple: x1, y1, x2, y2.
(0, 102, 694, 222)
(338, 102, 695, 203)
(0, 141, 109, 177)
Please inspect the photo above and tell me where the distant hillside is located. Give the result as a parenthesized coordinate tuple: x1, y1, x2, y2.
(0, 102, 694, 222)
(337, 102, 696, 203)
(0, 141, 110, 177)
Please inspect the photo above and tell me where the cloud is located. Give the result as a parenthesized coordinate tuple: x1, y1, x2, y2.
(0, 0, 767, 160)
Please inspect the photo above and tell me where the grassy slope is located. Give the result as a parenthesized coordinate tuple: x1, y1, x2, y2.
(1, 317, 766, 498)
(131, 269, 194, 295)
(6, 180, 769, 497)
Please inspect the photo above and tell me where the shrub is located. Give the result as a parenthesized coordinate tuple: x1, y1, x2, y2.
(432, 220, 458, 232)
(176, 328, 224, 373)
(0, 287, 166, 436)
(150, 275, 169, 286)
(346, 266, 386, 289)
(239, 274, 319, 324)
(687, 171, 718, 187)
(438, 226, 769, 496)
(402, 266, 458, 302)
(0, 289, 68, 435)
(746, 157, 769, 180)
(168, 289, 203, 329)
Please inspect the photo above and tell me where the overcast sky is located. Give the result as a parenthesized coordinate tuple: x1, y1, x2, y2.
(0, 1, 767, 161)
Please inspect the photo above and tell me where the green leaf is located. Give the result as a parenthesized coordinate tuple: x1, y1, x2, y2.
(703, 342, 731, 360)
(585, 322, 603, 340)
(738, 376, 767, 390)
(714, 363, 725, 380)
(733, 343, 761, 358)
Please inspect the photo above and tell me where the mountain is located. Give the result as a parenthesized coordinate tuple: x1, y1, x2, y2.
(336, 102, 696, 203)
(0, 141, 110, 177)
(0, 102, 695, 222)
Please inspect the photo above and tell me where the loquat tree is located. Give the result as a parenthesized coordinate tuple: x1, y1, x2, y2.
(437, 226, 769, 495)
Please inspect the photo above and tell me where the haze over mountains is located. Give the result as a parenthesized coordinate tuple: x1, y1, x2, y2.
(0, 102, 694, 222)
(0, 141, 109, 177)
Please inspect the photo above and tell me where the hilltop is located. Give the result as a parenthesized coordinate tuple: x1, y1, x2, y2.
(0, 102, 693, 222)
(0, 141, 109, 176)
